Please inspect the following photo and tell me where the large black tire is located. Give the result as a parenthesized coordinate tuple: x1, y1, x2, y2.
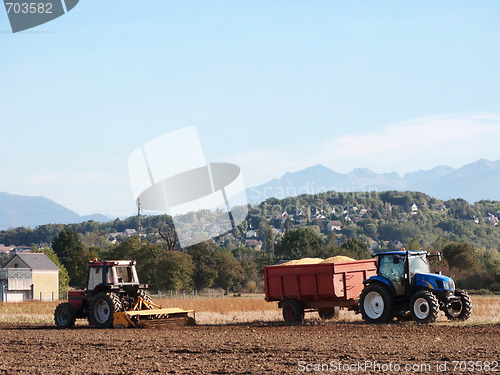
(318, 307, 340, 320)
(359, 284, 394, 324)
(444, 290, 472, 321)
(282, 300, 304, 323)
(137, 289, 153, 306)
(136, 289, 156, 320)
(89, 292, 123, 329)
(410, 290, 440, 324)
(54, 302, 76, 329)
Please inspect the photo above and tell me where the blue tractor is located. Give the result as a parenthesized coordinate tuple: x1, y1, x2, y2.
(359, 250, 472, 324)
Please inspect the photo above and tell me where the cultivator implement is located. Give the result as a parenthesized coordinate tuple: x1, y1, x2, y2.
(113, 296, 195, 328)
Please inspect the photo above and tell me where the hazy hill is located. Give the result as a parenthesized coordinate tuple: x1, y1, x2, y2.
(412, 159, 500, 202)
(247, 159, 500, 203)
(0, 192, 110, 230)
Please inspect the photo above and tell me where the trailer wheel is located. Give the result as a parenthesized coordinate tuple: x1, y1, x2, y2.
(359, 284, 394, 324)
(282, 300, 304, 323)
(54, 302, 76, 329)
(318, 307, 340, 320)
(410, 290, 439, 324)
(444, 290, 472, 321)
(89, 292, 123, 328)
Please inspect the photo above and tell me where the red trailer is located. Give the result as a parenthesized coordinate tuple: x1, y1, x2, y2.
(264, 259, 377, 322)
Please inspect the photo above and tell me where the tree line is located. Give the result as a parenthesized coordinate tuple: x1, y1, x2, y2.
(35, 226, 500, 297)
(47, 228, 264, 296)
(1, 190, 500, 293)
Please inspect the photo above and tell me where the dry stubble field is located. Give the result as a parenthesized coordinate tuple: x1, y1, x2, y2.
(0, 295, 498, 374)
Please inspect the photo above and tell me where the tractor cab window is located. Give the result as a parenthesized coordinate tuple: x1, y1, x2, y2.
(378, 255, 405, 293)
(409, 254, 431, 278)
(88, 267, 103, 291)
(113, 266, 138, 283)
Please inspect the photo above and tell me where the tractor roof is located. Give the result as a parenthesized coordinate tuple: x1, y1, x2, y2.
(88, 260, 136, 267)
(374, 250, 427, 257)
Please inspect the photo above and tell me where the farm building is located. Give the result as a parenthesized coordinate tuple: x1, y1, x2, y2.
(0, 253, 60, 302)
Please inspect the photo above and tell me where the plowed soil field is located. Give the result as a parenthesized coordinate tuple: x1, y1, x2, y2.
(0, 323, 498, 374)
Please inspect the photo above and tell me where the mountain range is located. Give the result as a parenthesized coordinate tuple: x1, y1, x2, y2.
(2, 158, 500, 230)
(0, 192, 110, 231)
(246, 158, 500, 203)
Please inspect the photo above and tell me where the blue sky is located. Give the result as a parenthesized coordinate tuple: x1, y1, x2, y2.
(1, 0, 499, 217)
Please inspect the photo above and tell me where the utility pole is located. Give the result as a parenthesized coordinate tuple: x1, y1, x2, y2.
(137, 198, 141, 239)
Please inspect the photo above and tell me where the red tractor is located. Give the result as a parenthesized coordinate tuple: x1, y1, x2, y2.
(54, 260, 192, 328)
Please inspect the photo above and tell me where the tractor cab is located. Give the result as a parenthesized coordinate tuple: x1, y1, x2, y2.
(359, 249, 471, 324)
(374, 250, 454, 297)
(87, 260, 144, 295)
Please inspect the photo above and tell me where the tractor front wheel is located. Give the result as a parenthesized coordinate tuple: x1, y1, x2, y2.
(444, 290, 472, 321)
(89, 292, 123, 328)
(410, 290, 439, 324)
(54, 302, 76, 329)
(359, 284, 394, 324)
(282, 300, 304, 323)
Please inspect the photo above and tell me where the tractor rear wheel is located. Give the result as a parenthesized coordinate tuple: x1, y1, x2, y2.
(444, 290, 472, 321)
(359, 284, 394, 324)
(54, 302, 76, 329)
(410, 290, 439, 324)
(89, 292, 123, 328)
(282, 300, 304, 323)
(318, 307, 340, 320)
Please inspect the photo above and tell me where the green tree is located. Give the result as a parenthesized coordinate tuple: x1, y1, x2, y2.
(442, 242, 479, 271)
(340, 238, 371, 259)
(68, 247, 100, 289)
(0, 252, 9, 266)
(263, 225, 275, 264)
(240, 259, 260, 292)
(274, 227, 323, 259)
(107, 236, 143, 260)
(51, 228, 83, 267)
(155, 251, 193, 291)
(188, 241, 218, 290)
(213, 248, 244, 293)
(51, 228, 87, 287)
(405, 237, 422, 250)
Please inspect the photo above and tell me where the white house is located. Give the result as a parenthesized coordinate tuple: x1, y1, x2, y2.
(0, 253, 59, 302)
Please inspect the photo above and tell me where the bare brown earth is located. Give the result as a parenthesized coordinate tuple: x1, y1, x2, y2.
(0, 322, 498, 374)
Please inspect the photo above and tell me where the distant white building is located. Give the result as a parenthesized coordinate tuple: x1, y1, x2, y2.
(246, 230, 258, 238)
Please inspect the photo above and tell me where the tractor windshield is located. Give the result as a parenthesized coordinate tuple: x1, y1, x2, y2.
(409, 254, 430, 277)
(112, 266, 138, 284)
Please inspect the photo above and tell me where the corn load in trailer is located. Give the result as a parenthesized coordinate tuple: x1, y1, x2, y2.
(54, 260, 194, 328)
